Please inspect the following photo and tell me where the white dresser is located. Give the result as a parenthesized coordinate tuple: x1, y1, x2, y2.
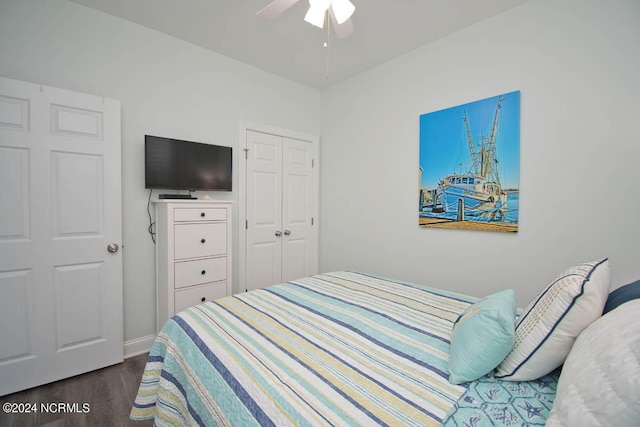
(154, 200, 232, 332)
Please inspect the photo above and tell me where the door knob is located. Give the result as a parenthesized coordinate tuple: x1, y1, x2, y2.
(107, 243, 119, 253)
(275, 230, 282, 237)
(283, 230, 291, 236)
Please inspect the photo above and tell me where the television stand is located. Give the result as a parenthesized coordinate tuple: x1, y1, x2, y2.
(158, 194, 197, 200)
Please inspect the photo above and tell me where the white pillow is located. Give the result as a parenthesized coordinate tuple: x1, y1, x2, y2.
(495, 259, 610, 381)
(546, 299, 640, 426)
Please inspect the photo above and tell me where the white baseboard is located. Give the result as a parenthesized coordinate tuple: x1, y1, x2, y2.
(124, 334, 156, 359)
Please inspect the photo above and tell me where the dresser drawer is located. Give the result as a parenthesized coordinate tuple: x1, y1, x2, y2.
(174, 223, 227, 260)
(174, 282, 227, 313)
(174, 257, 227, 289)
(174, 207, 227, 222)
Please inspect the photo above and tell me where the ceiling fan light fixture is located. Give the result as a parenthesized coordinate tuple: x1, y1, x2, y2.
(330, 0, 355, 24)
(304, 7, 326, 28)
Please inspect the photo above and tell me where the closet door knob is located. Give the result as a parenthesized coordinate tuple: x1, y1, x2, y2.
(283, 230, 291, 236)
(275, 230, 282, 237)
(201, 238, 206, 243)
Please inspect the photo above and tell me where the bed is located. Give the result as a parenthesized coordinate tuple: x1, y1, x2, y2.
(131, 263, 639, 426)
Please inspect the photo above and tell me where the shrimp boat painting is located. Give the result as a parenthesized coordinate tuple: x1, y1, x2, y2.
(419, 91, 520, 231)
(437, 174, 506, 219)
(435, 97, 507, 221)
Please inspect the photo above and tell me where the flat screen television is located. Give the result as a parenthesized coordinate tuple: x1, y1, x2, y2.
(145, 135, 232, 194)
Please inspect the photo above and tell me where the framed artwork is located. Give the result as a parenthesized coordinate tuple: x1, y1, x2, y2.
(419, 91, 520, 232)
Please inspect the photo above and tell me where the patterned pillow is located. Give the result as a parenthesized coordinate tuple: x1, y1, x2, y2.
(448, 289, 516, 384)
(495, 259, 610, 381)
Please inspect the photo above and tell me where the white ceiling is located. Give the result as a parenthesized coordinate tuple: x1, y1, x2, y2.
(69, 0, 531, 89)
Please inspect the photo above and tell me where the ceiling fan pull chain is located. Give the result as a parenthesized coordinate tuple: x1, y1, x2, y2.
(324, 10, 330, 79)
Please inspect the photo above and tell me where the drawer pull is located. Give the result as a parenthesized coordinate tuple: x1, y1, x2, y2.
(201, 270, 206, 275)
(201, 297, 206, 302)
(201, 212, 205, 217)
(201, 238, 206, 243)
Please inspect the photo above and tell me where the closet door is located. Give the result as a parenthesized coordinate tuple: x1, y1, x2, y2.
(281, 137, 315, 282)
(244, 129, 317, 292)
(0, 77, 123, 395)
(246, 131, 283, 290)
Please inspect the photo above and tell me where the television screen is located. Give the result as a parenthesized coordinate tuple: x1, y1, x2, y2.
(145, 135, 232, 191)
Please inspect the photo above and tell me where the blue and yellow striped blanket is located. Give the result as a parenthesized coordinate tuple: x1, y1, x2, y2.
(131, 272, 557, 426)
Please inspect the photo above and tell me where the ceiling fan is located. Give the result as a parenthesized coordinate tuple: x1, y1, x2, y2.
(256, 0, 355, 39)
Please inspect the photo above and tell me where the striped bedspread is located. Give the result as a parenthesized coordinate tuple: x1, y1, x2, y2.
(131, 271, 476, 426)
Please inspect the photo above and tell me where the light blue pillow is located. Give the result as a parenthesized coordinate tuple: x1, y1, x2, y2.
(448, 289, 516, 384)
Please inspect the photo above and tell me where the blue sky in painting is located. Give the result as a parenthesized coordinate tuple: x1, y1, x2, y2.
(419, 91, 520, 190)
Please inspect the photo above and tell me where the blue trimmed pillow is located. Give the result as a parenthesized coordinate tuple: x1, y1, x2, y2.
(603, 279, 640, 314)
(495, 259, 610, 381)
(448, 289, 516, 384)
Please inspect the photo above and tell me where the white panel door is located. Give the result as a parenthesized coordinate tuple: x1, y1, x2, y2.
(282, 137, 316, 282)
(0, 77, 123, 396)
(246, 130, 283, 291)
(244, 129, 317, 292)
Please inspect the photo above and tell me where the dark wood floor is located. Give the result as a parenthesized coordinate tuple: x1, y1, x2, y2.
(0, 353, 153, 427)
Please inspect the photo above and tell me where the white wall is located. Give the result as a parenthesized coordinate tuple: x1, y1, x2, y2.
(320, 0, 640, 307)
(0, 0, 321, 341)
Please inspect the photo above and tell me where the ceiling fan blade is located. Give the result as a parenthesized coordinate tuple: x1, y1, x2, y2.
(256, 0, 300, 20)
(329, 9, 355, 38)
